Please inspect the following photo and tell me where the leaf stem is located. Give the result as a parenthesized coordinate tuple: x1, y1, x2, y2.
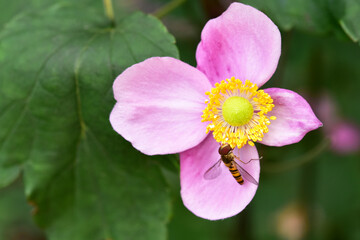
(103, 0, 115, 27)
(152, 0, 186, 19)
(262, 139, 329, 173)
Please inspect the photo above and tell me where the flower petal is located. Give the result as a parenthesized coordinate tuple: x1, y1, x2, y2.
(110, 57, 212, 155)
(180, 135, 260, 220)
(261, 88, 323, 146)
(196, 2, 281, 87)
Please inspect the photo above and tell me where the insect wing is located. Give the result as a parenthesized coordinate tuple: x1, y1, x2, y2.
(235, 162, 259, 185)
(204, 159, 222, 180)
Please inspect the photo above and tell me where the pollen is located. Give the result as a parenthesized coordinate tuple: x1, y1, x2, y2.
(201, 77, 276, 148)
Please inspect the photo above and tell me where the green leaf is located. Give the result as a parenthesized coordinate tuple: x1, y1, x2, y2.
(0, 0, 42, 29)
(331, 0, 360, 42)
(239, 0, 360, 42)
(0, 2, 178, 239)
(240, 0, 335, 34)
(0, 166, 20, 188)
(0, 0, 48, 190)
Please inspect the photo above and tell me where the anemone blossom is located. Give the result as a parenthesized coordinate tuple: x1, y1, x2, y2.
(316, 93, 360, 154)
(109, 3, 322, 220)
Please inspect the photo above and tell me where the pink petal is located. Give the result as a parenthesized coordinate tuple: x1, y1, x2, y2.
(261, 88, 323, 146)
(110, 57, 212, 155)
(196, 2, 281, 87)
(180, 135, 260, 220)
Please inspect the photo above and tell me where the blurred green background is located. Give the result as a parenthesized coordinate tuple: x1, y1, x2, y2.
(0, 0, 359, 239)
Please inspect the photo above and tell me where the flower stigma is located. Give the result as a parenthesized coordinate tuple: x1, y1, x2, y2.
(222, 96, 253, 126)
(202, 77, 277, 148)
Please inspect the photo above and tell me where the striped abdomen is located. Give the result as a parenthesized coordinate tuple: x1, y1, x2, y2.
(225, 161, 244, 185)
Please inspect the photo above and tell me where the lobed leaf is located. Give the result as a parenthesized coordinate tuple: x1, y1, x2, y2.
(0, 1, 178, 239)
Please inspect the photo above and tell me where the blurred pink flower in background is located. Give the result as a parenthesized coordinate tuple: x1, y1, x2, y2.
(316, 93, 360, 154)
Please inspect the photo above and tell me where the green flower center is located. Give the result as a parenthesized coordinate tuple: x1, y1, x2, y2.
(222, 96, 254, 126)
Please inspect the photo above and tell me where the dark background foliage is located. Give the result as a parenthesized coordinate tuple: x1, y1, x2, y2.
(0, 0, 359, 239)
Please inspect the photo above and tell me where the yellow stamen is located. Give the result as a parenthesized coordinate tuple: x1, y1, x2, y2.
(202, 77, 276, 148)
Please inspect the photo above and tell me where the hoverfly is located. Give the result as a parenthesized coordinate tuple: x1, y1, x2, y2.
(204, 143, 259, 185)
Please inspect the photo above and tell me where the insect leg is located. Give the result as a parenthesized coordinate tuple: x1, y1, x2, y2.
(234, 155, 263, 164)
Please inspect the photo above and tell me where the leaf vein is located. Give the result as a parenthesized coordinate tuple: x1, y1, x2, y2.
(0, 37, 79, 153)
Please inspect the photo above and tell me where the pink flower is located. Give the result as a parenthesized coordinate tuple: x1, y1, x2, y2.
(316, 93, 360, 154)
(330, 122, 360, 154)
(109, 3, 322, 220)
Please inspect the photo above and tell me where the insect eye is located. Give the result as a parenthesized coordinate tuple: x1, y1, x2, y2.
(219, 144, 232, 155)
